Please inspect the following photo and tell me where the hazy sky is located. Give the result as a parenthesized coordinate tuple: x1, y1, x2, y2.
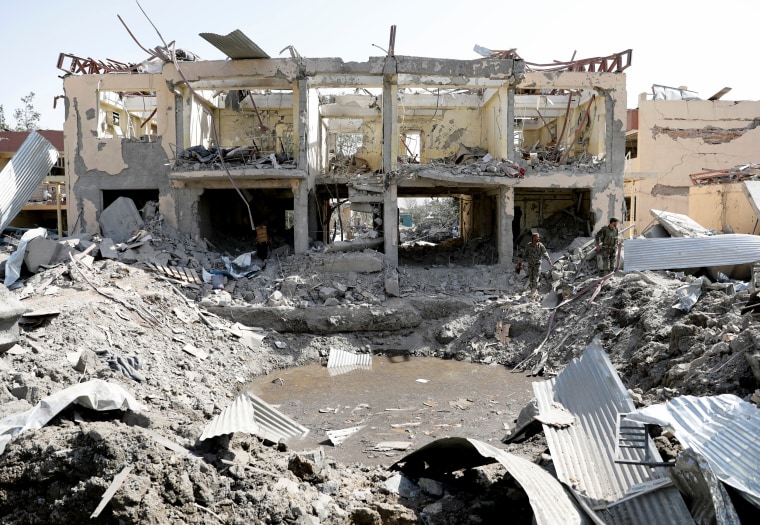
(1, 0, 757, 130)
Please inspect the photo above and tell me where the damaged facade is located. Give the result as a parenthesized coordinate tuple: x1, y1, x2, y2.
(625, 86, 760, 235)
(61, 35, 627, 266)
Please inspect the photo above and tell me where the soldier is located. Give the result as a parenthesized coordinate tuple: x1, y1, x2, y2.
(520, 233, 553, 296)
(595, 217, 620, 273)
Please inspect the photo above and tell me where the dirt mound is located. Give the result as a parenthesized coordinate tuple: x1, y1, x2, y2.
(1, 230, 758, 523)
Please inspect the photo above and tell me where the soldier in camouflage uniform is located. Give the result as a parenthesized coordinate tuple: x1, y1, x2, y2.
(520, 233, 553, 295)
(595, 217, 620, 273)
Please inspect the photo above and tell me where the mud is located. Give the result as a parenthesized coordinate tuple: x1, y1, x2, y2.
(248, 357, 540, 467)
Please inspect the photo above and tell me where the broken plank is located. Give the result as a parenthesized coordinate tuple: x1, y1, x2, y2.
(90, 465, 132, 518)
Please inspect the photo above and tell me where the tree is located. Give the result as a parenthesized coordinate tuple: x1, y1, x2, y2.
(0, 105, 8, 131)
(13, 92, 41, 131)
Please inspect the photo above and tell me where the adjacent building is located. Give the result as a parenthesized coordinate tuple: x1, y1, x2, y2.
(626, 85, 760, 235)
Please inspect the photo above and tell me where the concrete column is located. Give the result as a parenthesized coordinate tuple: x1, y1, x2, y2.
(383, 177, 398, 267)
(506, 86, 515, 161)
(498, 186, 515, 264)
(382, 60, 398, 174)
(382, 58, 399, 267)
(292, 180, 309, 254)
(296, 79, 309, 173)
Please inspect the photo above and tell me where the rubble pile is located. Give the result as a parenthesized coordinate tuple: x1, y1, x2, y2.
(0, 209, 759, 523)
(174, 145, 295, 171)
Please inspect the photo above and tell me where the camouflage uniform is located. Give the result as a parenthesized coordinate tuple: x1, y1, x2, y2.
(595, 223, 619, 271)
(523, 240, 549, 292)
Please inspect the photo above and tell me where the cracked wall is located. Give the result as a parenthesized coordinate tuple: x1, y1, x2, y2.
(630, 99, 760, 228)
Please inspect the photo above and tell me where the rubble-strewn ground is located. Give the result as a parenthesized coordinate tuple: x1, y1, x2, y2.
(0, 218, 758, 524)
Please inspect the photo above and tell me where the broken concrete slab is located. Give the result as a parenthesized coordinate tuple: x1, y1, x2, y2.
(23, 236, 73, 273)
(99, 197, 144, 243)
(650, 209, 715, 238)
(99, 238, 118, 259)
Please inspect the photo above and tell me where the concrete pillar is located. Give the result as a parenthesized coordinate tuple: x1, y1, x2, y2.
(383, 177, 398, 267)
(498, 186, 515, 264)
(506, 87, 515, 161)
(295, 79, 308, 172)
(382, 59, 399, 267)
(292, 180, 309, 254)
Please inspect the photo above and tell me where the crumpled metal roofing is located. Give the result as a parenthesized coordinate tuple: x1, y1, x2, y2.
(199, 30, 270, 59)
(327, 348, 372, 376)
(533, 339, 694, 525)
(0, 131, 58, 232)
(199, 391, 308, 443)
(628, 394, 760, 510)
(623, 234, 760, 272)
(391, 437, 587, 525)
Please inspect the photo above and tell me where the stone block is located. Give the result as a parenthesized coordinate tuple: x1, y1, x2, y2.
(99, 197, 144, 243)
(23, 236, 58, 272)
(100, 238, 118, 259)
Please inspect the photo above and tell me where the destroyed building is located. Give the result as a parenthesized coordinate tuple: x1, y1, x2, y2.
(60, 35, 628, 266)
(625, 85, 760, 235)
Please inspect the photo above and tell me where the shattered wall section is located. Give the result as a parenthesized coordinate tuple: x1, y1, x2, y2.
(517, 71, 627, 231)
(64, 72, 177, 236)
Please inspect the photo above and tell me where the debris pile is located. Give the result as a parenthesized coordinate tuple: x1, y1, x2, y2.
(0, 204, 759, 523)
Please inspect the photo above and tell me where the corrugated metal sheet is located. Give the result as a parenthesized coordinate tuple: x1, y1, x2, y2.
(325, 425, 365, 446)
(327, 348, 372, 376)
(628, 395, 760, 510)
(199, 391, 309, 443)
(533, 339, 695, 525)
(391, 437, 587, 525)
(624, 234, 760, 272)
(199, 30, 270, 59)
(0, 131, 58, 232)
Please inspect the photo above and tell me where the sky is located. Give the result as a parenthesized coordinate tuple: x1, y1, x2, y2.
(1, 0, 758, 130)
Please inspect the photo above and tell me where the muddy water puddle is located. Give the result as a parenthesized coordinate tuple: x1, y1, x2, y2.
(248, 357, 541, 466)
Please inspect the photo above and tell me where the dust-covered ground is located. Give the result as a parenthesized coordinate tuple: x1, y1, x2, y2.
(1, 218, 759, 524)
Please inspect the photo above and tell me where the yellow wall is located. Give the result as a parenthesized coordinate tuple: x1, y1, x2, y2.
(482, 87, 507, 159)
(689, 183, 758, 233)
(627, 98, 760, 234)
(636, 99, 760, 187)
(401, 107, 483, 162)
